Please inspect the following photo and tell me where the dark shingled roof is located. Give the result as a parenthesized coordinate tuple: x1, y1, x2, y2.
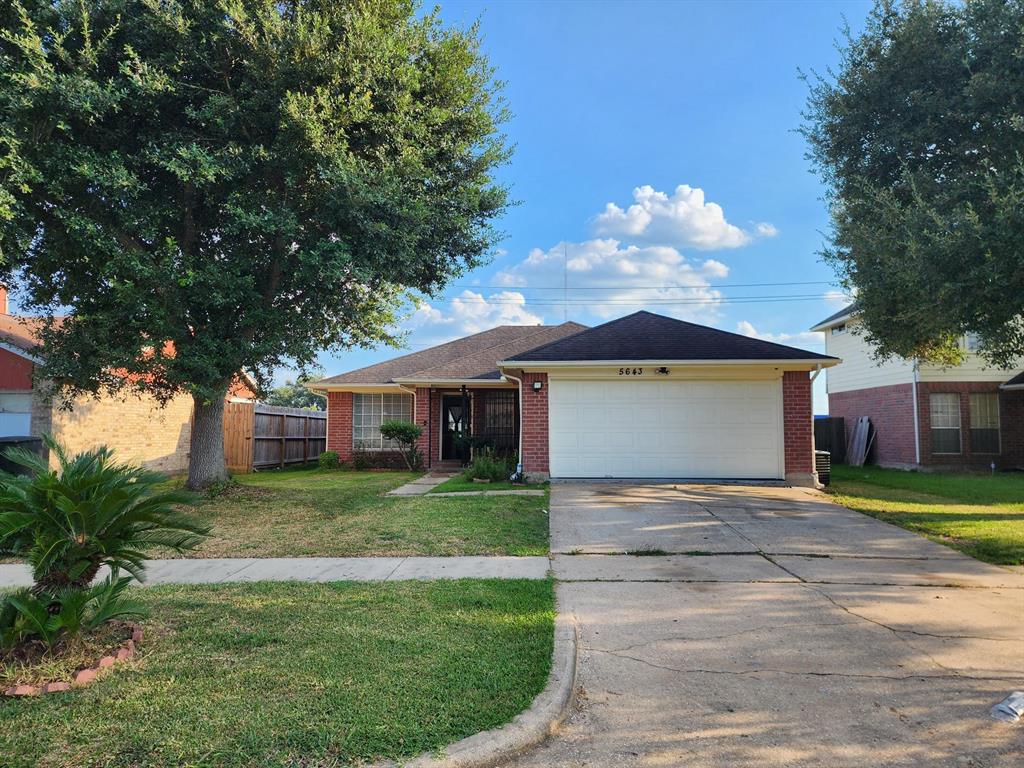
(811, 302, 858, 330)
(314, 322, 587, 385)
(1003, 371, 1024, 389)
(506, 311, 836, 362)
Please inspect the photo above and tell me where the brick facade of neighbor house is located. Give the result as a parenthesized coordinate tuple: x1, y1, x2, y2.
(38, 391, 194, 473)
(829, 382, 918, 467)
(520, 372, 549, 479)
(1000, 389, 1024, 470)
(916, 381, 1020, 470)
(782, 370, 816, 483)
(325, 391, 353, 461)
(414, 387, 431, 465)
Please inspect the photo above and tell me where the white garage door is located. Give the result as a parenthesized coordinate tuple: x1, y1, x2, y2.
(548, 378, 784, 479)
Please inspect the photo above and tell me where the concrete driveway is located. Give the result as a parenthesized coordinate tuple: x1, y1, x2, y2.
(513, 482, 1024, 768)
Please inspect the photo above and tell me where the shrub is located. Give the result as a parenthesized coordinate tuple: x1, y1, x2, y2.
(318, 450, 341, 470)
(379, 420, 424, 471)
(0, 436, 209, 592)
(465, 448, 515, 483)
(0, 574, 144, 650)
(0, 436, 208, 653)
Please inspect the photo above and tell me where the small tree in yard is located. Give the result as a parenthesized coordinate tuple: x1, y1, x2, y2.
(379, 420, 423, 471)
(803, 0, 1024, 368)
(0, 0, 509, 489)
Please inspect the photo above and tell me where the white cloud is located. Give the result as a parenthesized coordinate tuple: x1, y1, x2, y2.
(496, 238, 727, 322)
(736, 320, 822, 349)
(592, 184, 774, 250)
(823, 289, 852, 306)
(408, 290, 543, 345)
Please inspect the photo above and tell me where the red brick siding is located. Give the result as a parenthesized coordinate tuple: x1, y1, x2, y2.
(829, 383, 917, 466)
(325, 391, 353, 461)
(521, 372, 549, 474)
(1001, 389, 1024, 470)
(0, 347, 33, 390)
(414, 387, 432, 466)
(917, 381, 1019, 469)
(782, 371, 814, 475)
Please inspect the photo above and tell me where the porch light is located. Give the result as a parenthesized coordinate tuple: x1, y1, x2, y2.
(532, 380, 543, 391)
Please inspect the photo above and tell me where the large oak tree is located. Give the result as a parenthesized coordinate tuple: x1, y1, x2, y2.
(803, 0, 1024, 368)
(0, 0, 509, 487)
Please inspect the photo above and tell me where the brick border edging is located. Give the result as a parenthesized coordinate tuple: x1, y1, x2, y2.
(373, 612, 579, 768)
(3, 624, 142, 697)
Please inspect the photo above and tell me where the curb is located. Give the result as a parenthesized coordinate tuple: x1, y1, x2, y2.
(377, 613, 579, 768)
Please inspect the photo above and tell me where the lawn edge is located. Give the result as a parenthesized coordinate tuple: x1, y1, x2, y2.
(374, 611, 578, 768)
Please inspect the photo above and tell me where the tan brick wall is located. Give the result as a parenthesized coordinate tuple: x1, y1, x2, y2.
(45, 391, 193, 474)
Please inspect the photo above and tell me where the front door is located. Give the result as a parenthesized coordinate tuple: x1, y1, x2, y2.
(441, 395, 470, 462)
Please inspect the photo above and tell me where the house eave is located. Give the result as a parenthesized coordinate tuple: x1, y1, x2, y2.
(304, 382, 407, 393)
(809, 313, 855, 333)
(499, 358, 840, 370)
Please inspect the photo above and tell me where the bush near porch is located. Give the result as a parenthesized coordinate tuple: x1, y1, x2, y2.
(829, 465, 1024, 565)
(0, 579, 555, 768)
(175, 467, 549, 557)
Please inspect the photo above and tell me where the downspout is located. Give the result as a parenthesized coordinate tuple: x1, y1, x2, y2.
(396, 382, 422, 468)
(911, 362, 921, 466)
(502, 370, 525, 477)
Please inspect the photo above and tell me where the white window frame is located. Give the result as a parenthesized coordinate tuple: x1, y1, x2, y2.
(969, 392, 1000, 455)
(352, 393, 413, 451)
(831, 324, 847, 336)
(964, 333, 982, 353)
(929, 393, 962, 455)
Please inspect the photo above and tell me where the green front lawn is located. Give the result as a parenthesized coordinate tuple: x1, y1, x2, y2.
(180, 468, 548, 557)
(430, 474, 549, 494)
(829, 465, 1024, 565)
(0, 579, 555, 768)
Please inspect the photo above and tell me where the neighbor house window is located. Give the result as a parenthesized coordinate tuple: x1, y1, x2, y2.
(352, 393, 413, 451)
(831, 324, 847, 336)
(964, 333, 982, 353)
(929, 393, 961, 454)
(969, 393, 1000, 454)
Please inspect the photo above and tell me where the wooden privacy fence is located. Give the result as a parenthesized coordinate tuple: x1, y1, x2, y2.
(223, 403, 327, 473)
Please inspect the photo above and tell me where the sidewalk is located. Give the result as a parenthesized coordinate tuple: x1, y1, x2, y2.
(0, 556, 550, 588)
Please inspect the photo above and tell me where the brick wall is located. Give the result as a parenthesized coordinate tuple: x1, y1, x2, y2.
(414, 387, 432, 466)
(520, 372, 549, 477)
(1000, 389, 1024, 470)
(829, 383, 917, 467)
(917, 381, 1017, 469)
(325, 391, 353, 461)
(782, 371, 814, 479)
(46, 391, 193, 473)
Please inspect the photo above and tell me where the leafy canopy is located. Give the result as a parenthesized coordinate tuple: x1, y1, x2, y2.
(803, 0, 1024, 367)
(265, 369, 326, 410)
(0, 0, 509, 403)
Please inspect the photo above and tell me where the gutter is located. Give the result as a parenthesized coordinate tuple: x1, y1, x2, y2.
(498, 358, 840, 368)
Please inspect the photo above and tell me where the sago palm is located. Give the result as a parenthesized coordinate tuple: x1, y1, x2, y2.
(0, 436, 209, 592)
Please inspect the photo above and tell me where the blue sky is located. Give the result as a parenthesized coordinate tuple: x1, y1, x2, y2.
(320, 0, 873, 411)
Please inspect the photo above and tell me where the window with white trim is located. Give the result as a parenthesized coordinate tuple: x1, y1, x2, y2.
(929, 393, 961, 454)
(352, 393, 413, 451)
(964, 333, 982, 353)
(969, 393, 1000, 454)
(831, 324, 847, 336)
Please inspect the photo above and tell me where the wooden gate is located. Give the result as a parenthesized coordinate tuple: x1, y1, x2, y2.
(222, 403, 326, 473)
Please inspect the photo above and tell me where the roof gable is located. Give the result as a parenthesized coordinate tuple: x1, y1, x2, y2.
(505, 311, 836, 363)
(810, 302, 858, 332)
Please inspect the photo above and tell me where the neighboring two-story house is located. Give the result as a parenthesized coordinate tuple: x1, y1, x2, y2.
(811, 304, 1024, 470)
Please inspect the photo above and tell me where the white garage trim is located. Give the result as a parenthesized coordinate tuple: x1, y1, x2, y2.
(548, 378, 784, 480)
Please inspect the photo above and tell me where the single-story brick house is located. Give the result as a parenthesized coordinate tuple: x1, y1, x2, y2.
(310, 311, 839, 486)
(0, 289, 256, 473)
(811, 304, 1024, 470)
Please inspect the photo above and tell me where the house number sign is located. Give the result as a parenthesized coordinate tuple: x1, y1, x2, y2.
(618, 367, 644, 376)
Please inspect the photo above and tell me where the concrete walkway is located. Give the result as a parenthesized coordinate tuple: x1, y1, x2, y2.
(385, 473, 455, 496)
(509, 482, 1024, 768)
(0, 555, 550, 588)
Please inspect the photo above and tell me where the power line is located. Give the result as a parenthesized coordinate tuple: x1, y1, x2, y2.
(446, 279, 839, 291)
(422, 293, 842, 306)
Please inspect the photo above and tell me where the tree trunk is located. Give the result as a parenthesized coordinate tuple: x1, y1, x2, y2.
(187, 390, 230, 490)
